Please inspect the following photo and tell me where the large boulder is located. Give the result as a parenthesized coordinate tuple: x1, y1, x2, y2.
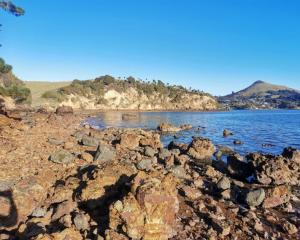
(109, 172, 179, 240)
(262, 185, 291, 208)
(187, 137, 215, 162)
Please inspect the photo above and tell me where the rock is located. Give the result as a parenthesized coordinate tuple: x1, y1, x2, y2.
(80, 135, 99, 147)
(72, 131, 85, 141)
(144, 146, 156, 157)
(187, 137, 215, 162)
(105, 230, 129, 240)
(48, 138, 64, 145)
(31, 207, 47, 218)
(80, 164, 136, 204)
(49, 150, 75, 164)
(55, 105, 73, 115)
(50, 228, 82, 240)
(157, 122, 181, 132)
(180, 124, 193, 130)
(217, 176, 231, 190)
(227, 154, 253, 179)
(139, 132, 163, 149)
(168, 141, 189, 153)
(223, 129, 233, 137)
(64, 141, 74, 150)
(245, 189, 265, 207)
(233, 140, 243, 145)
(80, 152, 94, 162)
(169, 166, 188, 179)
(247, 153, 299, 185)
(282, 147, 300, 164)
(262, 185, 291, 208)
(282, 221, 298, 235)
(93, 144, 116, 163)
(109, 172, 179, 240)
(51, 200, 77, 221)
(218, 145, 234, 155)
(181, 186, 201, 200)
(73, 212, 90, 231)
(158, 148, 171, 160)
(120, 133, 141, 150)
(136, 159, 153, 171)
(174, 154, 189, 165)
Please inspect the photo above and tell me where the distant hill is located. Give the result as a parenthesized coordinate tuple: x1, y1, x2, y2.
(219, 80, 300, 109)
(40, 76, 218, 111)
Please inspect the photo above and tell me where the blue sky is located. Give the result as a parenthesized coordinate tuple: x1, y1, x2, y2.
(1, 0, 300, 95)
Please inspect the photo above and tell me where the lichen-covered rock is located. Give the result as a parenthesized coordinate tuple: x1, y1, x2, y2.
(80, 135, 99, 147)
(245, 188, 265, 207)
(109, 172, 179, 240)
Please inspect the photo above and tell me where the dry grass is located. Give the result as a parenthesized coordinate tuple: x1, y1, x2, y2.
(24, 81, 70, 106)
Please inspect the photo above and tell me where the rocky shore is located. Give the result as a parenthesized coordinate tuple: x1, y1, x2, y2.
(0, 108, 299, 239)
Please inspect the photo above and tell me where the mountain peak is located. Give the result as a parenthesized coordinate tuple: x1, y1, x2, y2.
(252, 80, 265, 85)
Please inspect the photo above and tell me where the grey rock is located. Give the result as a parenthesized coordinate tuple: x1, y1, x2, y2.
(94, 144, 116, 163)
(158, 148, 171, 160)
(144, 146, 156, 157)
(48, 137, 64, 145)
(81, 135, 99, 147)
(246, 188, 265, 207)
(73, 213, 89, 231)
(169, 166, 188, 179)
(137, 159, 153, 171)
(72, 131, 85, 141)
(233, 140, 243, 145)
(217, 176, 231, 190)
(49, 150, 75, 164)
(31, 207, 47, 218)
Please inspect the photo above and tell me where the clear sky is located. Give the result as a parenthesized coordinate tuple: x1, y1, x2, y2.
(1, 0, 300, 95)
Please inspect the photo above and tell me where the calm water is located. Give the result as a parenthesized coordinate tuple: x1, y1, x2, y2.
(86, 110, 300, 155)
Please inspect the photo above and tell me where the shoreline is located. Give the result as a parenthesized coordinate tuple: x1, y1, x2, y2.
(0, 110, 299, 239)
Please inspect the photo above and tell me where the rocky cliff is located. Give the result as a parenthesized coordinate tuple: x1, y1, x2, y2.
(41, 76, 218, 111)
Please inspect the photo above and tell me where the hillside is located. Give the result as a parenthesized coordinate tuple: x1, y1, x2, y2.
(41, 76, 218, 110)
(25, 81, 70, 107)
(0, 58, 31, 105)
(220, 80, 300, 109)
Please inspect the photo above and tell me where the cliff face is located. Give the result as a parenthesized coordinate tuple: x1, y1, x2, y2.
(42, 76, 218, 111)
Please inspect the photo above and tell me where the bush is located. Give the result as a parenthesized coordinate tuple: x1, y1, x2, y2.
(41, 90, 66, 102)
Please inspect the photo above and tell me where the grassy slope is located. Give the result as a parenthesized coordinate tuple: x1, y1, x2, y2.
(25, 81, 70, 106)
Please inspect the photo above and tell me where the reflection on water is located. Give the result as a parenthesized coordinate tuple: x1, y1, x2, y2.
(87, 110, 300, 155)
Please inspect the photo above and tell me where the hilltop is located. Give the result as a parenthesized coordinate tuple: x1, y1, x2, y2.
(219, 80, 300, 109)
(40, 76, 218, 111)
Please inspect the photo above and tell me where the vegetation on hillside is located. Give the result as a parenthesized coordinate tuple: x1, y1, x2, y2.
(42, 75, 214, 104)
(0, 58, 31, 104)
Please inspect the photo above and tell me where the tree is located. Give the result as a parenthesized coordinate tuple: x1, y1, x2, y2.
(0, 1, 24, 16)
